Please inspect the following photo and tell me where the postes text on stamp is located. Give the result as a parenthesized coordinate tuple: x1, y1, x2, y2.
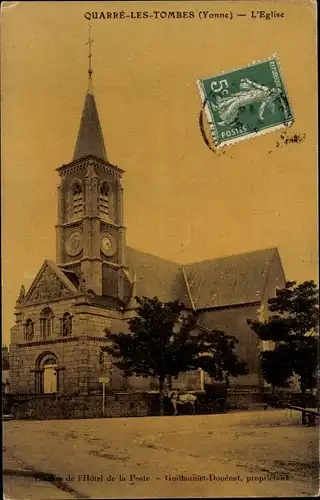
(197, 57, 294, 148)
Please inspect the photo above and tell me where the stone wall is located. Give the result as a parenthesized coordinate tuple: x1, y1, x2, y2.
(10, 337, 84, 393)
(5, 385, 315, 421)
(8, 392, 150, 420)
(226, 389, 262, 409)
(4, 389, 272, 420)
(10, 297, 129, 395)
(9, 336, 112, 395)
(11, 297, 121, 345)
(13, 298, 77, 343)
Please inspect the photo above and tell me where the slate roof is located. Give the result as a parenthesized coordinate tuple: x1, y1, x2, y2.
(73, 90, 107, 162)
(34, 247, 282, 311)
(126, 247, 282, 310)
(184, 248, 280, 309)
(126, 247, 189, 304)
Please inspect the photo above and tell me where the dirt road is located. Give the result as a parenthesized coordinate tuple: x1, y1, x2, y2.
(3, 409, 318, 498)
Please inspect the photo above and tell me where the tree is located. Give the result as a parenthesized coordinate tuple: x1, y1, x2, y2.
(291, 335, 318, 395)
(102, 296, 249, 415)
(103, 297, 247, 415)
(248, 280, 319, 396)
(259, 345, 293, 395)
(102, 297, 200, 415)
(195, 329, 248, 389)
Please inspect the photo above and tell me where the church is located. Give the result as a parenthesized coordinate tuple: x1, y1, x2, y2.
(9, 53, 286, 396)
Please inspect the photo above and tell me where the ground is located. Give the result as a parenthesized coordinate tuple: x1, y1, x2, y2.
(3, 409, 318, 499)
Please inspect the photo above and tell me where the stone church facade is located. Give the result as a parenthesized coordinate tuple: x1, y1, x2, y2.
(9, 71, 286, 395)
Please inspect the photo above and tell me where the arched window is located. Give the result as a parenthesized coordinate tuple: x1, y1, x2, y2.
(24, 318, 34, 341)
(40, 308, 54, 339)
(99, 182, 110, 219)
(61, 313, 72, 337)
(72, 182, 84, 217)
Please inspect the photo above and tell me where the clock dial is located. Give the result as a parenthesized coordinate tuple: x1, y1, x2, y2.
(101, 234, 116, 257)
(66, 230, 83, 256)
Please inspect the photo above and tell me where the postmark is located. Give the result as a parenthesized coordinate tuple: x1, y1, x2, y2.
(197, 56, 294, 148)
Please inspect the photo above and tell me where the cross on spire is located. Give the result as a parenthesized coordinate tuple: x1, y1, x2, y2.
(85, 24, 94, 79)
(73, 26, 107, 162)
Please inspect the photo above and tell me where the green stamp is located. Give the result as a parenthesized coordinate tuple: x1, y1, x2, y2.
(197, 56, 294, 148)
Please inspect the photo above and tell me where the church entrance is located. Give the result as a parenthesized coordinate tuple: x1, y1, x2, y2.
(43, 359, 58, 393)
(35, 352, 59, 393)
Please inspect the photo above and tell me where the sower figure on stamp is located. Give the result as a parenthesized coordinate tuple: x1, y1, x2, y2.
(211, 78, 282, 126)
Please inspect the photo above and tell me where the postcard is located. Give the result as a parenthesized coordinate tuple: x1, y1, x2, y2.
(2, 1, 318, 499)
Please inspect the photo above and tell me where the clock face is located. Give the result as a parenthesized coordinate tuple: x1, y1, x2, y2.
(101, 233, 116, 257)
(66, 230, 83, 256)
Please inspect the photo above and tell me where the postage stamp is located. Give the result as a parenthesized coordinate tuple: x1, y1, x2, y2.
(197, 56, 294, 148)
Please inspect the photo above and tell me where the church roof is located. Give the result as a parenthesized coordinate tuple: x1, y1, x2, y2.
(73, 89, 107, 162)
(126, 247, 188, 304)
(184, 247, 280, 309)
(126, 247, 282, 310)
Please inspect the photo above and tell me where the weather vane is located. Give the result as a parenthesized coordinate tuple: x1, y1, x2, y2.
(85, 24, 94, 78)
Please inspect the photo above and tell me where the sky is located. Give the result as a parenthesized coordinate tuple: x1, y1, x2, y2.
(1, 1, 318, 345)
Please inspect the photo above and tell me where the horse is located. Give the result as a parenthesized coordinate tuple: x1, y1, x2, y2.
(166, 390, 198, 416)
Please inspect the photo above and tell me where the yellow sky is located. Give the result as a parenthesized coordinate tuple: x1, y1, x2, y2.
(1, 1, 318, 345)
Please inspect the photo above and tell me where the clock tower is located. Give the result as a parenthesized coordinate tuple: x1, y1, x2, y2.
(55, 43, 130, 303)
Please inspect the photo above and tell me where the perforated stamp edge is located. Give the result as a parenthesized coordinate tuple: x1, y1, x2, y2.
(196, 54, 294, 149)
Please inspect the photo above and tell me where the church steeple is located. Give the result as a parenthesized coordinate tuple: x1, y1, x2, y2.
(57, 28, 127, 300)
(73, 26, 107, 162)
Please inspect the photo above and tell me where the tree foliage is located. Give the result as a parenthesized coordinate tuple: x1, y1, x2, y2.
(195, 330, 248, 385)
(102, 297, 199, 414)
(102, 296, 248, 414)
(102, 297, 198, 381)
(248, 280, 319, 394)
(260, 345, 294, 393)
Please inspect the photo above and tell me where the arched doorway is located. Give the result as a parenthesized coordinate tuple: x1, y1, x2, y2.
(43, 358, 58, 393)
(34, 352, 59, 394)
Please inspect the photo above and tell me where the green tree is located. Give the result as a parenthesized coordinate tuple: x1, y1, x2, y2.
(102, 297, 249, 415)
(259, 345, 293, 395)
(102, 297, 199, 416)
(196, 329, 248, 389)
(248, 280, 319, 396)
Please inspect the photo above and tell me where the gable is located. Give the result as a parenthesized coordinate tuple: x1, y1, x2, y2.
(261, 248, 286, 303)
(23, 260, 78, 305)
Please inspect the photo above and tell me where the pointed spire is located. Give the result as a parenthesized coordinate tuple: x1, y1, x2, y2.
(73, 26, 108, 162)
